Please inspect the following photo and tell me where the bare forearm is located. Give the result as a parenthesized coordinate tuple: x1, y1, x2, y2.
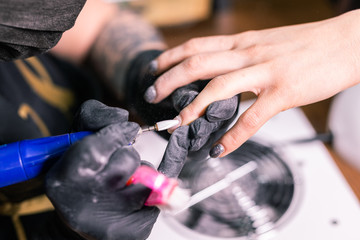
(51, 0, 117, 64)
(88, 8, 166, 100)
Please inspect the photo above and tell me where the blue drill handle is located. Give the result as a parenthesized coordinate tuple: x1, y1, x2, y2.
(0, 131, 92, 188)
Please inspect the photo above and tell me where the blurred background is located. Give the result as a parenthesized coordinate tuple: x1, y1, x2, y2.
(119, 0, 360, 200)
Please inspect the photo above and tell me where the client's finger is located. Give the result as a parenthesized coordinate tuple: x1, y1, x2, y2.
(178, 64, 270, 127)
(154, 35, 237, 74)
(209, 93, 283, 158)
(149, 49, 255, 103)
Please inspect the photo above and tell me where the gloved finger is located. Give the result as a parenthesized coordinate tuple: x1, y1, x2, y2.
(206, 95, 239, 122)
(190, 117, 222, 137)
(140, 160, 156, 169)
(98, 147, 141, 190)
(116, 184, 153, 211)
(56, 122, 139, 182)
(189, 134, 211, 152)
(109, 205, 159, 240)
(171, 81, 209, 112)
(72, 99, 129, 131)
(158, 126, 190, 178)
(171, 86, 198, 112)
(97, 121, 140, 146)
(79, 184, 155, 237)
(124, 207, 159, 240)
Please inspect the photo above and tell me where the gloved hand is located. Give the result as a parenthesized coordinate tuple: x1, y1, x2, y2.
(125, 50, 177, 125)
(125, 50, 240, 154)
(44, 100, 161, 240)
(171, 82, 239, 153)
(158, 125, 190, 178)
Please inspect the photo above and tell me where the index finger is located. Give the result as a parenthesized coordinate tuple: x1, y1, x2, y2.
(155, 35, 237, 74)
(158, 126, 190, 178)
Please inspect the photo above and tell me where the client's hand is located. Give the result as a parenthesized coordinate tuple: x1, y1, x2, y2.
(125, 51, 239, 154)
(145, 10, 360, 158)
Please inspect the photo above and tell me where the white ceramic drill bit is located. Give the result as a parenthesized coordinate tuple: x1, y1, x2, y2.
(140, 119, 180, 133)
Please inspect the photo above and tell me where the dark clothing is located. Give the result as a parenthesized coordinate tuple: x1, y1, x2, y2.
(0, 53, 100, 239)
(0, 0, 86, 61)
(0, 54, 100, 144)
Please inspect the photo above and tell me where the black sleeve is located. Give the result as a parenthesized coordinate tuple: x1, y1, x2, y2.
(0, 0, 86, 61)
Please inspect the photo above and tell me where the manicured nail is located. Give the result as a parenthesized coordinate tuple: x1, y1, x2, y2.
(167, 115, 182, 133)
(144, 85, 157, 103)
(149, 60, 158, 75)
(209, 144, 224, 158)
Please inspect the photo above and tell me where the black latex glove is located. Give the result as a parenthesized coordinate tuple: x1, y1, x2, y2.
(45, 100, 159, 240)
(125, 50, 177, 127)
(125, 50, 240, 154)
(172, 82, 239, 152)
(158, 125, 190, 178)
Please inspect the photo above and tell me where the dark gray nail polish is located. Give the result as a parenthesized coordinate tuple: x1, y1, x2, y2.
(149, 60, 158, 75)
(209, 144, 224, 158)
(144, 85, 157, 103)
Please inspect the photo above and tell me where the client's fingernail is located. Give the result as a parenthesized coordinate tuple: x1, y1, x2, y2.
(144, 85, 157, 103)
(210, 144, 224, 158)
(149, 60, 158, 75)
(167, 116, 182, 133)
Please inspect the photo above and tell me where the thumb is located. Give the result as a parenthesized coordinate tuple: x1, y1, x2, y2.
(72, 99, 129, 131)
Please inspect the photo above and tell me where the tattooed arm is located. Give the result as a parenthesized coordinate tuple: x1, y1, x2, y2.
(51, 0, 166, 100)
(87, 8, 166, 100)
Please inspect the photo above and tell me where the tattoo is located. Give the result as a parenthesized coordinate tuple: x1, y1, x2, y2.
(88, 8, 166, 100)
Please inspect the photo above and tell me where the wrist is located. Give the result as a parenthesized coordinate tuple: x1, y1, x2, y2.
(87, 8, 165, 101)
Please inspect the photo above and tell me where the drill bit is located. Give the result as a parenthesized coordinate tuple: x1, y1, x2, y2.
(140, 119, 180, 133)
